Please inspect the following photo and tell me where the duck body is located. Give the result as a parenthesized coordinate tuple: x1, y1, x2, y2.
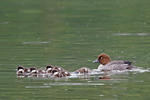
(98, 61, 133, 71)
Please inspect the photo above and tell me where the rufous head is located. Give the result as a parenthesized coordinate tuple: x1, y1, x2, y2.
(93, 53, 111, 65)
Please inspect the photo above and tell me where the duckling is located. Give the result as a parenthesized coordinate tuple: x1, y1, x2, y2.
(29, 67, 38, 75)
(45, 65, 54, 74)
(53, 71, 70, 78)
(75, 67, 91, 74)
(16, 66, 25, 76)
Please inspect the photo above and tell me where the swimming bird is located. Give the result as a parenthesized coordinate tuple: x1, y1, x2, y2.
(28, 67, 38, 74)
(75, 67, 91, 74)
(93, 53, 133, 71)
(16, 66, 30, 76)
(53, 71, 71, 77)
(45, 65, 54, 74)
(16, 66, 25, 76)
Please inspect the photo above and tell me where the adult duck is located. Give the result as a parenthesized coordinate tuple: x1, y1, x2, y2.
(93, 53, 134, 71)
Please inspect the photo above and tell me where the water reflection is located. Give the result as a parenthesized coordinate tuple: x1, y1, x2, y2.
(114, 33, 150, 36)
(0, 21, 9, 24)
(25, 85, 51, 88)
(23, 41, 49, 44)
(43, 82, 104, 86)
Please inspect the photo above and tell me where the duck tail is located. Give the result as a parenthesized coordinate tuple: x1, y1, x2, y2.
(124, 61, 132, 65)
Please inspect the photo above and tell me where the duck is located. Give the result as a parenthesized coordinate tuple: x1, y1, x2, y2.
(16, 66, 30, 76)
(75, 67, 91, 74)
(45, 65, 64, 74)
(45, 65, 54, 74)
(28, 67, 38, 74)
(93, 53, 134, 71)
(16, 66, 25, 76)
(53, 71, 71, 78)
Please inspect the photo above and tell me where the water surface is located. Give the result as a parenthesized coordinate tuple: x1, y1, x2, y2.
(0, 0, 150, 100)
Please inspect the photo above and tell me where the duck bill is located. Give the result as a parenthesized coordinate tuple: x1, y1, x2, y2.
(93, 59, 99, 63)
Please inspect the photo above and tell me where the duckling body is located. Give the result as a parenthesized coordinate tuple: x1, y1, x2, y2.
(75, 67, 91, 74)
(16, 66, 30, 76)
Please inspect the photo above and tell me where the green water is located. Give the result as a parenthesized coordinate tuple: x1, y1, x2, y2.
(0, 0, 150, 100)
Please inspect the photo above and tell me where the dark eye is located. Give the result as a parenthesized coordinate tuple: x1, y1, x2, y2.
(100, 56, 103, 59)
(52, 70, 57, 73)
(19, 71, 23, 73)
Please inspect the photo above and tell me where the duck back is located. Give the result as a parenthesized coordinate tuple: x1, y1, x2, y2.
(101, 60, 133, 71)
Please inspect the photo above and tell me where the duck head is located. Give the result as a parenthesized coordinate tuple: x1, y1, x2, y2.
(45, 65, 53, 73)
(93, 53, 111, 65)
(29, 67, 38, 74)
(16, 66, 24, 75)
(46, 65, 53, 70)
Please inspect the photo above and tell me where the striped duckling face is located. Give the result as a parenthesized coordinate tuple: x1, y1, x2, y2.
(16, 66, 25, 75)
(45, 65, 54, 74)
(16, 66, 34, 76)
(29, 67, 38, 74)
(49, 66, 64, 73)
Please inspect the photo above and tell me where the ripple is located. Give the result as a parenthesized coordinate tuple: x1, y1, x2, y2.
(0, 21, 9, 24)
(25, 86, 51, 88)
(21, 10, 42, 14)
(129, 67, 150, 73)
(44, 82, 105, 86)
(103, 67, 150, 75)
(23, 41, 49, 44)
(114, 33, 150, 36)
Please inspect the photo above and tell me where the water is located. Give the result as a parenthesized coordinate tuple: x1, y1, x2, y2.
(0, 0, 150, 100)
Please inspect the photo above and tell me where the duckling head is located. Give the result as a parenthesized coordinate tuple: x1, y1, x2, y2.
(16, 66, 24, 75)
